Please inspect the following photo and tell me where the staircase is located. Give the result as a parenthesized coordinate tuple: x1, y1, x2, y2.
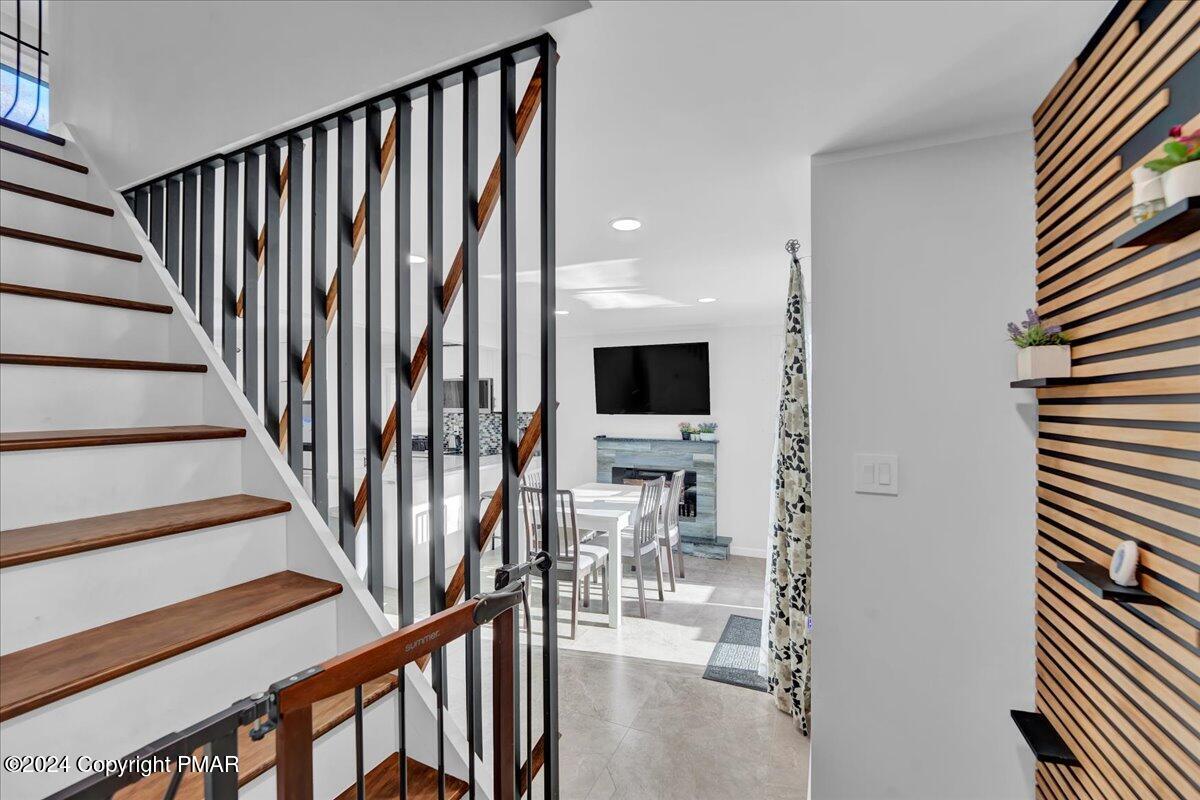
(0, 122, 473, 798)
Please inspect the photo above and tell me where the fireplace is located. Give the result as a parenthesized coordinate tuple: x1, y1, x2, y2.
(595, 436, 725, 557)
(611, 467, 697, 518)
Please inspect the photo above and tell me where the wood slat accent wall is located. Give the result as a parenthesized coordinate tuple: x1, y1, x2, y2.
(1030, 2, 1199, 798)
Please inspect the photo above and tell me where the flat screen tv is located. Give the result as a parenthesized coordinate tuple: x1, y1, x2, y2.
(593, 342, 711, 415)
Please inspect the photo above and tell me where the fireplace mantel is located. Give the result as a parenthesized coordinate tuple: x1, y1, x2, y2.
(594, 435, 727, 558)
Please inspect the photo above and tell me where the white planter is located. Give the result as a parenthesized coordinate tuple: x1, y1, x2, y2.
(1017, 345, 1071, 380)
(697, 432, 716, 441)
(1162, 161, 1200, 206)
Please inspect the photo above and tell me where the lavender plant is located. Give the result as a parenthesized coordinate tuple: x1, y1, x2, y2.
(1006, 309, 1070, 348)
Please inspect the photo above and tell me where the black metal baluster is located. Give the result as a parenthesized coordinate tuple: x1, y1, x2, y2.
(427, 78, 448, 800)
(311, 125, 330, 521)
(135, 189, 150, 237)
(539, 36, 561, 800)
(182, 170, 198, 311)
(337, 113, 356, 560)
(24, 0, 42, 128)
(366, 102, 385, 602)
(264, 143, 283, 443)
(462, 63, 483, 799)
(166, 176, 181, 288)
(287, 134, 305, 478)
(200, 163, 217, 340)
(393, 93, 414, 800)
(354, 684, 366, 800)
(2, 0, 20, 119)
(150, 181, 165, 259)
(222, 157, 240, 375)
(243, 151, 261, 412)
(499, 53, 521, 799)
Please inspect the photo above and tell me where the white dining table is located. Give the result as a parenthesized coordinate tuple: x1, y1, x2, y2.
(570, 481, 642, 629)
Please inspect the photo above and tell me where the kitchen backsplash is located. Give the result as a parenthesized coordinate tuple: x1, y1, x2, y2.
(441, 411, 535, 455)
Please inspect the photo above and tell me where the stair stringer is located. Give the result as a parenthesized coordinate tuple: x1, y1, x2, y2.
(63, 124, 483, 796)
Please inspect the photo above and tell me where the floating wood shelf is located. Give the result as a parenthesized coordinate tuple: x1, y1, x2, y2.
(1010, 377, 1088, 388)
(1057, 560, 1162, 605)
(1112, 196, 1200, 249)
(1010, 710, 1080, 766)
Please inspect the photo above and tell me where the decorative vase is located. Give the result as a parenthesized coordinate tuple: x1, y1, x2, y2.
(1110, 540, 1140, 587)
(681, 432, 691, 441)
(1016, 345, 1071, 380)
(1162, 161, 1200, 206)
(698, 432, 715, 442)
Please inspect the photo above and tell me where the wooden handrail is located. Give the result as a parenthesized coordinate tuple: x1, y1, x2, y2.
(273, 593, 521, 799)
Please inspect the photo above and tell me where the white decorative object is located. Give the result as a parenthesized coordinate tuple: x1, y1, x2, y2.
(1131, 166, 1165, 223)
(1016, 345, 1071, 380)
(698, 432, 716, 441)
(1110, 540, 1140, 587)
(1162, 160, 1200, 206)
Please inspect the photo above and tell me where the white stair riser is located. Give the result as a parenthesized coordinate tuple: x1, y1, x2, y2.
(0, 292, 171, 359)
(0, 366, 203, 429)
(0, 236, 149, 299)
(0, 515, 288, 654)
(0, 600, 338, 799)
(0, 438, 243, 528)
(240, 692, 400, 800)
(0, 189, 128, 246)
(0, 149, 93, 199)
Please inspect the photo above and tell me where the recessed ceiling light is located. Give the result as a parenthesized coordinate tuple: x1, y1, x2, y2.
(408, 254, 426, 264)
(610, 218, 642, 231)
(697, 297, 717, 304)
(554, 309, 570, 316)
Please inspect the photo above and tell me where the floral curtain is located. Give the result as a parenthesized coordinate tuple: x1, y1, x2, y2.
(764, 246, 812, 735)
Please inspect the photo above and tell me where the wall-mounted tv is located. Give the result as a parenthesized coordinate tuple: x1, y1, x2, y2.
(593, 342, 711, 415)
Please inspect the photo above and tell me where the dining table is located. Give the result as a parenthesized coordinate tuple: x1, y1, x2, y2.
(570, 481, 643, 630)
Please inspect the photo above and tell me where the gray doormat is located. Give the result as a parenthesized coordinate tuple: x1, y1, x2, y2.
(703, 614, 769, 692)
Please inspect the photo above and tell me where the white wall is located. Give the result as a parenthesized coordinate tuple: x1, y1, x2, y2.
(557, 324, 784, 558)
(809, 131, 1037, 799)
(49, 0, 588, 187)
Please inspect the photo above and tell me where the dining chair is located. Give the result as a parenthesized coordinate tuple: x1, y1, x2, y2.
(518, 485, 609, 638)
(659, 470, 686, 590)
(598, 476, 665, 617)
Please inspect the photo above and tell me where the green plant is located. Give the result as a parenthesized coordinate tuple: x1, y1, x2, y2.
(678, 421, 696, 433)
(1144, 125, 1200, 173)
(1006, 309, 1069, 348)
(697, 422, 718, 434)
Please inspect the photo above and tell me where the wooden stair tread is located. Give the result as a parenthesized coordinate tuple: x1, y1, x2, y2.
(0, 140, 87, 173)
(0, 571, 343, 721)
(0, 494, 291, 568)
(0, 179, 114, 215)
(0, 118, 67, 146)
(335, 752, 470, 800)
(0, 226, 142, 262)
(0, 353, 206, 372)
(0, 425, 245, 452)
(0, 282, 172, 313)
(113, 673, 400, 800)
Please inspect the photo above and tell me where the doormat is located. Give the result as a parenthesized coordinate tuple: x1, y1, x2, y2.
(703, 614, 768, 692)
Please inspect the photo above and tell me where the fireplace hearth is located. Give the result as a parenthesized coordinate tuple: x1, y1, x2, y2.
(611, 467, 697, 517)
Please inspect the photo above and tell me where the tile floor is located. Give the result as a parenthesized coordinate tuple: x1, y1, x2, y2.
(391, 552, 810, 800)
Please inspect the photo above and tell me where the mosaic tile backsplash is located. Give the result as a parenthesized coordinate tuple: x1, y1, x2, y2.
(441, 411, 535, 455)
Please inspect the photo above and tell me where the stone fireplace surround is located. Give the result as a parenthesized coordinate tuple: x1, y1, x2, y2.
(594, 436, 729, 558)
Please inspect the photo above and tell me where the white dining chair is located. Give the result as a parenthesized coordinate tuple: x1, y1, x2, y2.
(598, 476, 665, 617)
(659, 470, 686, 590)
(518, 485, 608, 638)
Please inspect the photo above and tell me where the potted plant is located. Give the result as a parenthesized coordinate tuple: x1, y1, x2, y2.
(678, 422, 696, 440)
(696, 422, 718, 442)
(1145, 125, 1200, 206)
(1008, 309, 1071, 380)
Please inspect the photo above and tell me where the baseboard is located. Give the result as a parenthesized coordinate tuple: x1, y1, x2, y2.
(728, 546, 769, 560)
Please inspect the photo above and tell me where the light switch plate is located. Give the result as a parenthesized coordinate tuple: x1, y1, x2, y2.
(853, 453, 899, 495)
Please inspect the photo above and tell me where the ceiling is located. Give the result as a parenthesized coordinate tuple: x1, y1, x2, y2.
(542, 0, 1113, 335)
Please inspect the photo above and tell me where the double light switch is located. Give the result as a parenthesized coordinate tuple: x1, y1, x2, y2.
(853, 453, 899, 496)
